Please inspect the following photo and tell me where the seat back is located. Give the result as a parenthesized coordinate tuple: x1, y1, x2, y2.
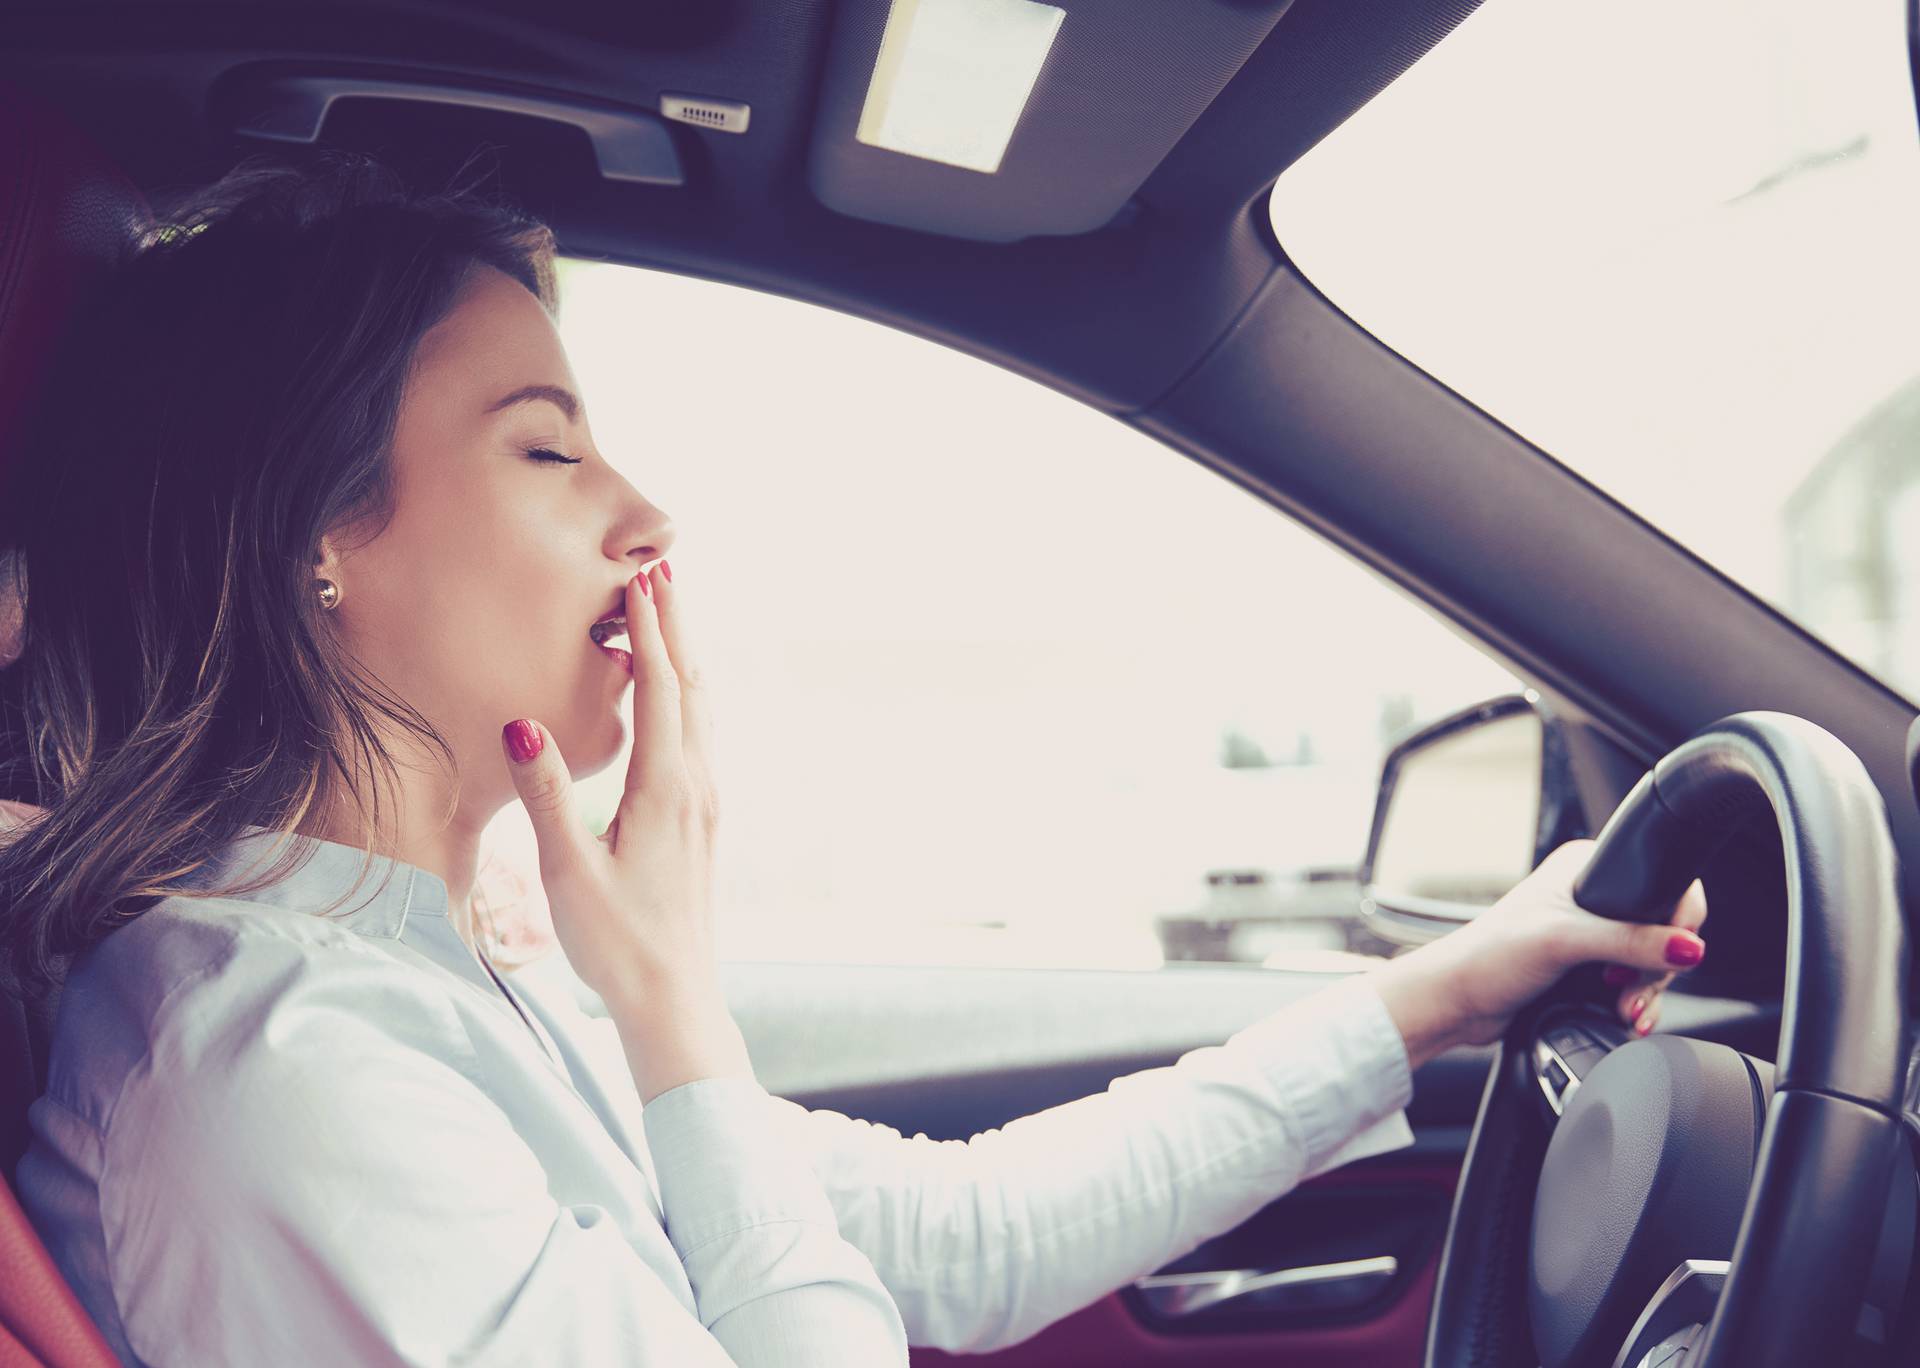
(0, 961, 114, 1368)
(0, 970, 55, 1186)
(0, 74, 152, 1368)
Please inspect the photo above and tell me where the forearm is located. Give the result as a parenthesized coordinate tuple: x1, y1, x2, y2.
(641, 1075, 911, 1364)
(1364, 941, 1476, 1072)
(782, 974, 1415, 1354)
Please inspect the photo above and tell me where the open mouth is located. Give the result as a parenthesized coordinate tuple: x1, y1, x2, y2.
(589, 616, 632, 672)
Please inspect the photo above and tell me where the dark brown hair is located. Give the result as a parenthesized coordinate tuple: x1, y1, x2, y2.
(0, 150, 558, 1001)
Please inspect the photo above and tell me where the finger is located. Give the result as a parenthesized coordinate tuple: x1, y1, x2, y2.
(1671, 878, 1708, 933)
(1617, 972, 1672, 1026)
(646, 559, 714, 781)
(1632, 995, 1661, 1037)
(621, 567, 687, 821)
(1601, 963, 1651, 988)
(1533, 838, 1597, 885)
(1564, 912, 1706, 979)
(1601, 882, 1701, 989)
(500, 718, 591, 887)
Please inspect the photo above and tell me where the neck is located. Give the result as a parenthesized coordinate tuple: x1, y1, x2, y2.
(293, 756, 500, 954)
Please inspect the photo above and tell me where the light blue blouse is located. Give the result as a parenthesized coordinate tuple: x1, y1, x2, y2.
(15, 824, 1415, 1365)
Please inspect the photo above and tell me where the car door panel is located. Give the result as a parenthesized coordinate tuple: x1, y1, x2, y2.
(727, 962, 1776, 1365)
(907, 1163, 1456, 1367)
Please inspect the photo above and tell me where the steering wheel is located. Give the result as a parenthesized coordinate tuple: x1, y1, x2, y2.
(1422, 712, 1914, 1368)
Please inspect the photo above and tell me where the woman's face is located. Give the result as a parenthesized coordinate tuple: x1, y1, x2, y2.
(323, 263, 669, 817)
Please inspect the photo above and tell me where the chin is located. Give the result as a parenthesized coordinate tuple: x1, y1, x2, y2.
(554, 704, 627, 778)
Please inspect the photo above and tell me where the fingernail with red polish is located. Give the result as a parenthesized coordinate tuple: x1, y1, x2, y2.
(1665, 932, 1704, 967)
(1636, 1015, 1654, 1036)
(637, 571, 651, 599)
(503, 719, 542, 764)
(1602, 965, 1634, 987)
(661, 559, 672, 583)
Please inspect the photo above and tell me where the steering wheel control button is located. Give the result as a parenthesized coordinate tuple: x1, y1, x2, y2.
(1546, 1026, 1590, 1056)
(1533, 1013, 1620, 1119)
(1528, 1038, 1768, 1368)
(1560, 1043, 1605, 1074)
(1543, 1058, 1573, 1106)
(1533, 1036, 1582, 1117)
(1545, 1026, 1576, 1049)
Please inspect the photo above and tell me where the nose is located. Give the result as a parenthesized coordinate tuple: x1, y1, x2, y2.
(607, 481, 674, 574)
(628, 521, 673, 574)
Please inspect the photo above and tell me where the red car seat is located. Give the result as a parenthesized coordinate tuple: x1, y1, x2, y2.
(0, 76, 152, 1368)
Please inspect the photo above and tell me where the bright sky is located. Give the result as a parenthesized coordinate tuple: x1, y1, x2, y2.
(1273, 0, 1920, 694)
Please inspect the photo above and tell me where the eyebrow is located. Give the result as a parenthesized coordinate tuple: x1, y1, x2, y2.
(483, 384, 580, 423)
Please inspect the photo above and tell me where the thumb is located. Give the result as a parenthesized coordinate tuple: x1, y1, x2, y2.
(1571, 912, 1707, 977)
(500, 718, 590, 885)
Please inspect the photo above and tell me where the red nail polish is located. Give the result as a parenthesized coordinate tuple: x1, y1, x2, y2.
(637, 572, 651, 599)
(1602, 965, 1634, 987)
(660, 559, 672, 583)
(1631, 993, 1648, 1021)
(1636, 1015, 1653, 1036)
(503, 719, 542, 764)
(1665, 932, 1703, 967)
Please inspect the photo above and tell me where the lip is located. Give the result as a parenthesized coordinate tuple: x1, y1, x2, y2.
(595, 640, 633, 674)
(590, 584, 633, 632)
(599, 561, 660, 618)
(589, 567, 655, 665)
(593, 564, 657, 629)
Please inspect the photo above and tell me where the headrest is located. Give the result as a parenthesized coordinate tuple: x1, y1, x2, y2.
(0, 80, 153, 667)
(0, 81, 154, 462)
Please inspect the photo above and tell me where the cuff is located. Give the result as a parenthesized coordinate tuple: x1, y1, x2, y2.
(641, 1075, 841, 1258)
(1225, 973, 1417, 1178)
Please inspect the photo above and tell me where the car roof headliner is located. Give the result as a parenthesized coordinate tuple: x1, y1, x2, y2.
(0, 0, 1483, 412)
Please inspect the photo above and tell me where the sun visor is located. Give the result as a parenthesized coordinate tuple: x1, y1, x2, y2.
(807, 0, 1301, 243)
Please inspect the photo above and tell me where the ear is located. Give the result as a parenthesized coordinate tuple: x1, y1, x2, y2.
(314, 533, 341, 580)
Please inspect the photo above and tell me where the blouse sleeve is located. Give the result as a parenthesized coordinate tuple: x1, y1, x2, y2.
(766, 972, 1416, 1354)
(99, 934, 908, 1367)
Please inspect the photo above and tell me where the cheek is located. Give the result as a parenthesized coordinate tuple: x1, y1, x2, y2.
(460, 528, 600, 689)
(348, 526, 532, 685)
(365, 472, 604, 713)
(460, 544, 575, 670)
(408, 479, 554, 612)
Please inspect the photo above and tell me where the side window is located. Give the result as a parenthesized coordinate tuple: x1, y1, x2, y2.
(482, 258, 1521, 973)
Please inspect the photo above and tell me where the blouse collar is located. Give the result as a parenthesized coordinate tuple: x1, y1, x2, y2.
(182, 823, 452, 942)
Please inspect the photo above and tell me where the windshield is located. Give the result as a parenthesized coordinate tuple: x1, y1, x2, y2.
(1270, 0, 1920, 700)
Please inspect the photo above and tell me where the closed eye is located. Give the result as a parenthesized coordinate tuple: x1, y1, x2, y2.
(524, 446, 582, 465)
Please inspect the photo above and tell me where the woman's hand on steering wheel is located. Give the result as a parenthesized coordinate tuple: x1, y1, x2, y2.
(1367, 839, 1708, 1069)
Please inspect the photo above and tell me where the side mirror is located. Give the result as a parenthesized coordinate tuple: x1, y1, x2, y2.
(1359, 693, 1580, 945)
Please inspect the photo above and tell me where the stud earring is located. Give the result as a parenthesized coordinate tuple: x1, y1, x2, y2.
(316, 579, 340, 610)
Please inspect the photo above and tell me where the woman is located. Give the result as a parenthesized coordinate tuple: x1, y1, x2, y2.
(0, 153, 1705, 1366)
